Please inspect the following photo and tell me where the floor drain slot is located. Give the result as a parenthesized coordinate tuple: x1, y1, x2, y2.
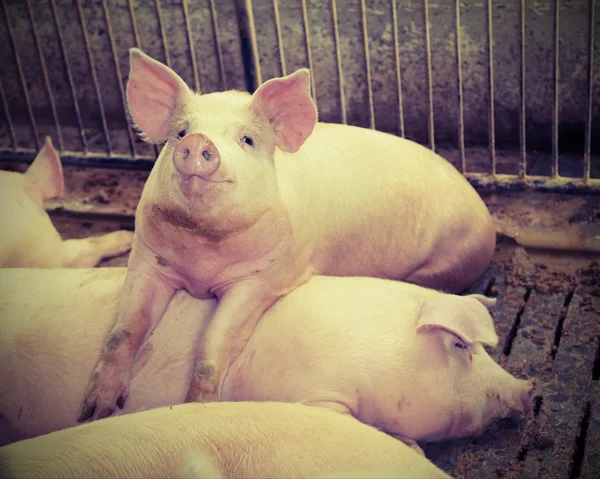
(551, 291, 575, 360)
(503, 287, 532, 357)
(568, 401, 591, 479)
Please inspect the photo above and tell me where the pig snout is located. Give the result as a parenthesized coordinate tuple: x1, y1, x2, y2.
(173, 133, 221, 179)
(497, 377, 536, 416)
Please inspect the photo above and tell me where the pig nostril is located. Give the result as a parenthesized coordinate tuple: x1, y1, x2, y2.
(183, 148, 190, 159)
(202, 150, 211, 161)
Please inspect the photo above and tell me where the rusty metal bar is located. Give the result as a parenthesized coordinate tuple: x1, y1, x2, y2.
(300, 0, 317, 106)
(360, 0, 375, 129)
(519, 0, 527, 177)
(2, 0, 40, 149)
(182, 0, 201, 91)
(423, 0, 435, 151)
(76, 0, 111, 154)
(155, 0, 171, 68)
(272, 0, 286, 76)
(102, 0, 136, 158)
(391, 0, 405, 138)
(209, 0, 227, 90)
(0, 78, 16, 149)
(455, 0, 466, 172)
(584, 0, 595, 182)
(331, 0, 346, 124)
(552, 0, 560, 177)
(486, 0, 496, 174)
(25, 0, 64, 151)
(50, 0, 87, 153)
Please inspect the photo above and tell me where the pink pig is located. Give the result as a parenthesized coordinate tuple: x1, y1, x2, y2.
(0, 137, 132, 268)
(78, 48, 496, 421)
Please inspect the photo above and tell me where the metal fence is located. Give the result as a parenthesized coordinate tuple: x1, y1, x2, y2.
(0, 0, 598, 191)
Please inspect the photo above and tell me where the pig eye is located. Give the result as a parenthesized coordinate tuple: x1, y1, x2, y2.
(454, 341, 468, 350)
(241, 135, 254, 147)
(177, 129, 187, 139)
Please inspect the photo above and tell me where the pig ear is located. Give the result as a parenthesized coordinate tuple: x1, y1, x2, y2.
(251, 69, 317, 153)
(467, 294, 497, 310)
(25, 136, 64, 201)
(416, 295, 499, 347)
(126, 48, 194, 143)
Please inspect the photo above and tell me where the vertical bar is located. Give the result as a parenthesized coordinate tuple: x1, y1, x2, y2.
(25, 0, 64, 151)
(50, 0, 87, 153)
(77, 0, 111, 154)
(300, 0, 317, 105)
(360, 0, 375, 129)
(182, 0, 201, 91)
(423, 0, 435, 151)
(209, 0, 227, 90)
(243, 0, 262, 88)
(331, 0, 346, 124)
(584, 0, 595, 182)
(102, 0, 136, 158)
(0, 77, 16, 149)
(392, 0, 405, 138)
(455, 0, 466, 172)
(2, 0, 40, 149)
(128, 0, 159, 160)
(272, 0, 286, 76)
(486, 0, 496, 175)
(551, 0, 560, 177)
(519, 0, 527, 177)
(155, 0, 171, 68)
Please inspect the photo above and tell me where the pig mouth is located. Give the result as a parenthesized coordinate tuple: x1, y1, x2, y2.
(177, 174, 232, 198)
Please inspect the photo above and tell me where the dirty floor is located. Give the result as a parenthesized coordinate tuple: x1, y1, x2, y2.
(4, 161, 600, 479)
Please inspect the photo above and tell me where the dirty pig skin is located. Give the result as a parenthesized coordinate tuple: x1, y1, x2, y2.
(0, 137, 133, 268)
(77, 47, 496, 421)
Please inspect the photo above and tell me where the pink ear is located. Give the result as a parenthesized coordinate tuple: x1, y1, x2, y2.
(25, 136, 64, 201)
(416, 295, 499, 347)
(251, 69, 317, 153)
(126, 48, 194, 143)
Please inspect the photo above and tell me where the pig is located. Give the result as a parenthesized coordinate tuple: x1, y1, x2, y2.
(79, 47, 496, 420)
(0, 136, 133, 268)
(0, 267, 533, 455)
(0, 401, 452, 479)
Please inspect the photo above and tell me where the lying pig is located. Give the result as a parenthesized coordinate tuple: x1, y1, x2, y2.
(0, 402, 451, 479)
(80, 47, 496, 419)
(0, 137, 133, 268)
(0, 268, 533, 454)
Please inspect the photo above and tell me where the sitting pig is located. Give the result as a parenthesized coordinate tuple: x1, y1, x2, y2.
(0, 401, 451, 479)
(80, 47, 496, 420)
(0, 268, 532, 455)
(0, 137, 133, 268)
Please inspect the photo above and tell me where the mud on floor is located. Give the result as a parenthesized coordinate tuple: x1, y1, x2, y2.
(17, 162, 600, 479)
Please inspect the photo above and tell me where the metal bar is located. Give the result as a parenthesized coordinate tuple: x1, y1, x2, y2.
(50, 0, 87, 153)
(423, 0, 435, 151)
(455, 0, 465, 172)
(331, 0, 346, 124)
(486, 0, 496, 174)
(0, 147, 154, 168)
(243, 0, 262, 88)
(272, 0, 286, 76)
(102, 0, 136, 158)
(155, 0, 171, 68)
(182, 0, 201, 91)
(209, 0, 227, 90)
(25, 0, 64, 151)
(584, 0, 595, 182)
(360, 0, 375, 129)
(76, 0, 111, 154)
(391, 0, 405, 138)
(2, 0, 40, 149)
(0, 77, 16, 149)
(464, 172, 600, 194)
(300, 0, 317, 105)
(127, 0, 142, 48)
(552, 0, 560, 177)
(519, 0, 526, 177)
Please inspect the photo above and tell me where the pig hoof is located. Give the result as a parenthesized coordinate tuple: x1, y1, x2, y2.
(186, 360, 219, 403)
(77, 366, 131, 422)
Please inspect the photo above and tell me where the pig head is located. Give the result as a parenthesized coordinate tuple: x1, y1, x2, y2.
(0, 137, 132, 268)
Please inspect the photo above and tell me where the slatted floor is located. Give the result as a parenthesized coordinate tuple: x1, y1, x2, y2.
(4, 160, 599, 479)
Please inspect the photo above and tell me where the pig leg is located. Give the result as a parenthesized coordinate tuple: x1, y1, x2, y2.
(78, 252, 176, 421)
(186, 282, 277, 403)
(62, 230, 134, 268)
